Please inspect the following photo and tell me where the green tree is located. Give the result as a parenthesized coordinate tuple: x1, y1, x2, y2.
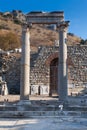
(80, 39, 85, 44)
(85, 39, 87, 44)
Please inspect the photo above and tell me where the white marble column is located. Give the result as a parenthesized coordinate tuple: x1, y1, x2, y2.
(20, 25, 30, 101)
(58, 21, 69, 101)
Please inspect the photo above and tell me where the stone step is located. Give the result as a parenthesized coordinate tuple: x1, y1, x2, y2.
(0, 105, 60, 111)
(1, 104, 87, 111)
(0, 111, 87, 118)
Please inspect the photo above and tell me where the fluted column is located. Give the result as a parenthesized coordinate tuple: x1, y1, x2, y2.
(58, 21, 69, 101)
(20, 25, 30, 101)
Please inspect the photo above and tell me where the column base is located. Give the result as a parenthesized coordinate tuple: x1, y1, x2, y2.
(17, 100, 31, 106)
(17, 100, 31, 111)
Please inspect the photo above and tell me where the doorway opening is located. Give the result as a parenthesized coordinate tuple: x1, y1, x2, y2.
(50, 58, 58, 96)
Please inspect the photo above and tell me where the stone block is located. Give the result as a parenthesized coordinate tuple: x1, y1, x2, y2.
(40, 85, 49, 95)
(30, 85, 39, 95)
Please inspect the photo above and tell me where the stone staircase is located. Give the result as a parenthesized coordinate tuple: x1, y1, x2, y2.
(0, 99, 87, 118)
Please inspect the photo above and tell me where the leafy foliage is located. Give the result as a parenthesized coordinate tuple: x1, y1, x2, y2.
(80, 39, 87, 45)
(68, 32, 74, 36)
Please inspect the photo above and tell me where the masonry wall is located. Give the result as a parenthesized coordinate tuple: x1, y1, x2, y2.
(4, 45, 87, 95)
(3, 53, 20, 94)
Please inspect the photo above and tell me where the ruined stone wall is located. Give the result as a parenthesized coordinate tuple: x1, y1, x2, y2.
(68, 45, 87, 84)
(30, 46, 58, 84)
(30, 46, 58, 95)
(67, 45, 87, 95)
(4, 45, 87, 95)
(3, 53, 21, 94)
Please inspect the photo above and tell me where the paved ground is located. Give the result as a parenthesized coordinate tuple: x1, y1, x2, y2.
(0, 117, 87, 130)
(0, 95, 87, 129)
(0, 95, 58, 102)
(0, 95, 87, 107)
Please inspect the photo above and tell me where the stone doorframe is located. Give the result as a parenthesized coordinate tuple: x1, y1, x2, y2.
(46, 53, 59, 96)
(45, 53, 73, 97)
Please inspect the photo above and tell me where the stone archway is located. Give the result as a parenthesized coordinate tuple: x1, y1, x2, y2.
(50, 58, 58, 96)
(45, 53, 73, 97)
(45, 53, 59, 96)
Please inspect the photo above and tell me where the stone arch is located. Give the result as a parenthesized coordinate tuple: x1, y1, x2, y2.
(50, 58, 58, 96)
(45, 52, 58, 66)
(45, 52, 73, 96)
(45, 52, 74, 67)
(45, 53, 59, 96)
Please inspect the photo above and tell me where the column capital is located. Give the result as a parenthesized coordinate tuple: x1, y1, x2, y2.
(22, 23, 32, 32)
(57, 21, 70, 32)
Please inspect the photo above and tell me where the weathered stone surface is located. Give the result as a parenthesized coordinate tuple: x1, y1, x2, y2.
(3, 45, 87, 95)
(20, 26, 30, 100)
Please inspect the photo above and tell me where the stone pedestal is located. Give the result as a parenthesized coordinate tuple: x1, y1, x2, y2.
(58, 21, 69, 101)
(20, 25, 30, 102)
